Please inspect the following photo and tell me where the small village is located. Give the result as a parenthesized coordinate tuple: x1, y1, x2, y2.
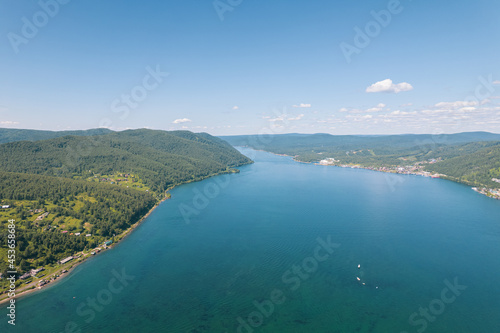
(317, 157, 444, 178)
(317, 157, 500, 200)
(0, 238, 115, 302)
(472, 187, 500, 200)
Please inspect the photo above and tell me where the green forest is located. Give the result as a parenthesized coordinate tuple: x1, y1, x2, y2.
(0, 128, 252, 288)
(0, 127, 113, 144)
(223, 133, 500, 188)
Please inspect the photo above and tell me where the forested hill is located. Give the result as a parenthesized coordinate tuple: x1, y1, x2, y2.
(0, 127, 113, 144)
(221, 132, 500, 189)
(425, 141, 500, 188)
(222, 132, 500, 153)
(0, 128, 252, 192)
(0, 129, 251, 282)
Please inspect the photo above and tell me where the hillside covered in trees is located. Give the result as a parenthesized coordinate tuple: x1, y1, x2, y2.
(0, 129, 251, 192)
(0, 127, 113, 144)
(222, 132, 500, 189)
(0, 128, 252, 287)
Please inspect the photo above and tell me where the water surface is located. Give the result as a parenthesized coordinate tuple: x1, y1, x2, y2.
(2, 148, 500, 332)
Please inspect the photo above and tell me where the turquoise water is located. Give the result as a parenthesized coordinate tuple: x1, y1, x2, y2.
(2, 148, 500, 332)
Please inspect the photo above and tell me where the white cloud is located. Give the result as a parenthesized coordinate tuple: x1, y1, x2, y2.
(292, 103, 311, 108)
(366, 79, 414, 93)
(434, 100, 478, 109)
(493, 80, 500, 85)
(288, 114, 304, 121)
(458, 107, 477, 112)
(232, 106, 239, 110)
(0, 120, 19, 125)
(389, 110, 416, 115)
(268, 115, 285, 122)
(339, 107, 348, 112)
(172, 118, 192, 124)
(346, 114, 373, 122)
(366, 103, 386, 112)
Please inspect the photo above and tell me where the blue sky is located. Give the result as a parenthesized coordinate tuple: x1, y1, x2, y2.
(1, 0, 499, 135)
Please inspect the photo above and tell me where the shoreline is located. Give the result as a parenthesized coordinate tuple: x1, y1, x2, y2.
(0, 194, 168, 306)
(240, 146, 500, 201)
(0, 167, 248, 306)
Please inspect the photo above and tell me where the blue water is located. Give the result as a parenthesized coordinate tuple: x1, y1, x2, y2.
(2, 148, 500, 332)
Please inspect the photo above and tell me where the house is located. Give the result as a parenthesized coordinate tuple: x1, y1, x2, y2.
(86, 234, 92, 237)
(31, 267, 45, 276)
(104, 240, 113, 246)
(75, 232, 81, 236)
(1, 205, 10, 209)
(59, 256, 74, 265)
(19, 272, 31, 280)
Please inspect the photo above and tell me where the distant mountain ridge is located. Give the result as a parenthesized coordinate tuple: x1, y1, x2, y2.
(222, 131, 500, 150)
(0, 127, 113, 144)
(221, 132, 500, 189)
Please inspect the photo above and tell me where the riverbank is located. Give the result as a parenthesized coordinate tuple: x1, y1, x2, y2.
(0, 193, 168, 306)
(243, 147, 500, 201)
(0, 166, 249, 306)
(311, 159, 500, 200)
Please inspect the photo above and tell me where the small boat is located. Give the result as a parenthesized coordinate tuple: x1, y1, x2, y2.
(358, 264, 361, 269)
(356, 277, 361, 281)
